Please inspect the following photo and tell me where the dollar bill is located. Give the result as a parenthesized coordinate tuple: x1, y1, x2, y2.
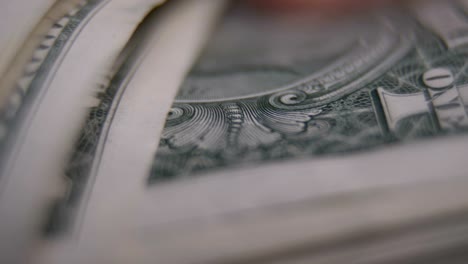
(7, 0, 468, 263)
(36, 1, 227, 263)
(37, 0, 468, 263)
(0, 0, 165, 263)
(149, 1, 468, 181)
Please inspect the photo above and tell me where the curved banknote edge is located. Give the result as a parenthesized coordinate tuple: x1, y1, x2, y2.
(0, 0, 86, 108)
(35, 0, 227, 263)
(0, 0, 165, 263)
(0, 0, 57, 87)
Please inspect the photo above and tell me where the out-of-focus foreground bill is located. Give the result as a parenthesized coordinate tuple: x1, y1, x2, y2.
(32, 0, 468, 264)
(0, 0, 165, 263)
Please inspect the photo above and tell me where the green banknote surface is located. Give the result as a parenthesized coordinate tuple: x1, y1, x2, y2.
(149, 2, 468, 181)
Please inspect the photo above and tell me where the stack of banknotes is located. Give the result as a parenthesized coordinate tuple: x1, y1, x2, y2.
(1, 0, 468, 263)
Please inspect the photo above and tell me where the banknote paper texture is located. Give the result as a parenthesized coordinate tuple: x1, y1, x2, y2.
(150, 1, 468, 182)
(0, 0, 461, 263)
(0, 0, 164, 263)
(0, 0, 56, 82)
(40, 1, 468, 264)
(0, 0, 86, 109)
(36, 1, 228, 263)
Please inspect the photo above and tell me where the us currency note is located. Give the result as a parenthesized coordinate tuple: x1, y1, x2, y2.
(150, 1, 468, 181)
(0, 0, 165, 263)
(38, 0, 468, 264)
(35, 0, 227, 263)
